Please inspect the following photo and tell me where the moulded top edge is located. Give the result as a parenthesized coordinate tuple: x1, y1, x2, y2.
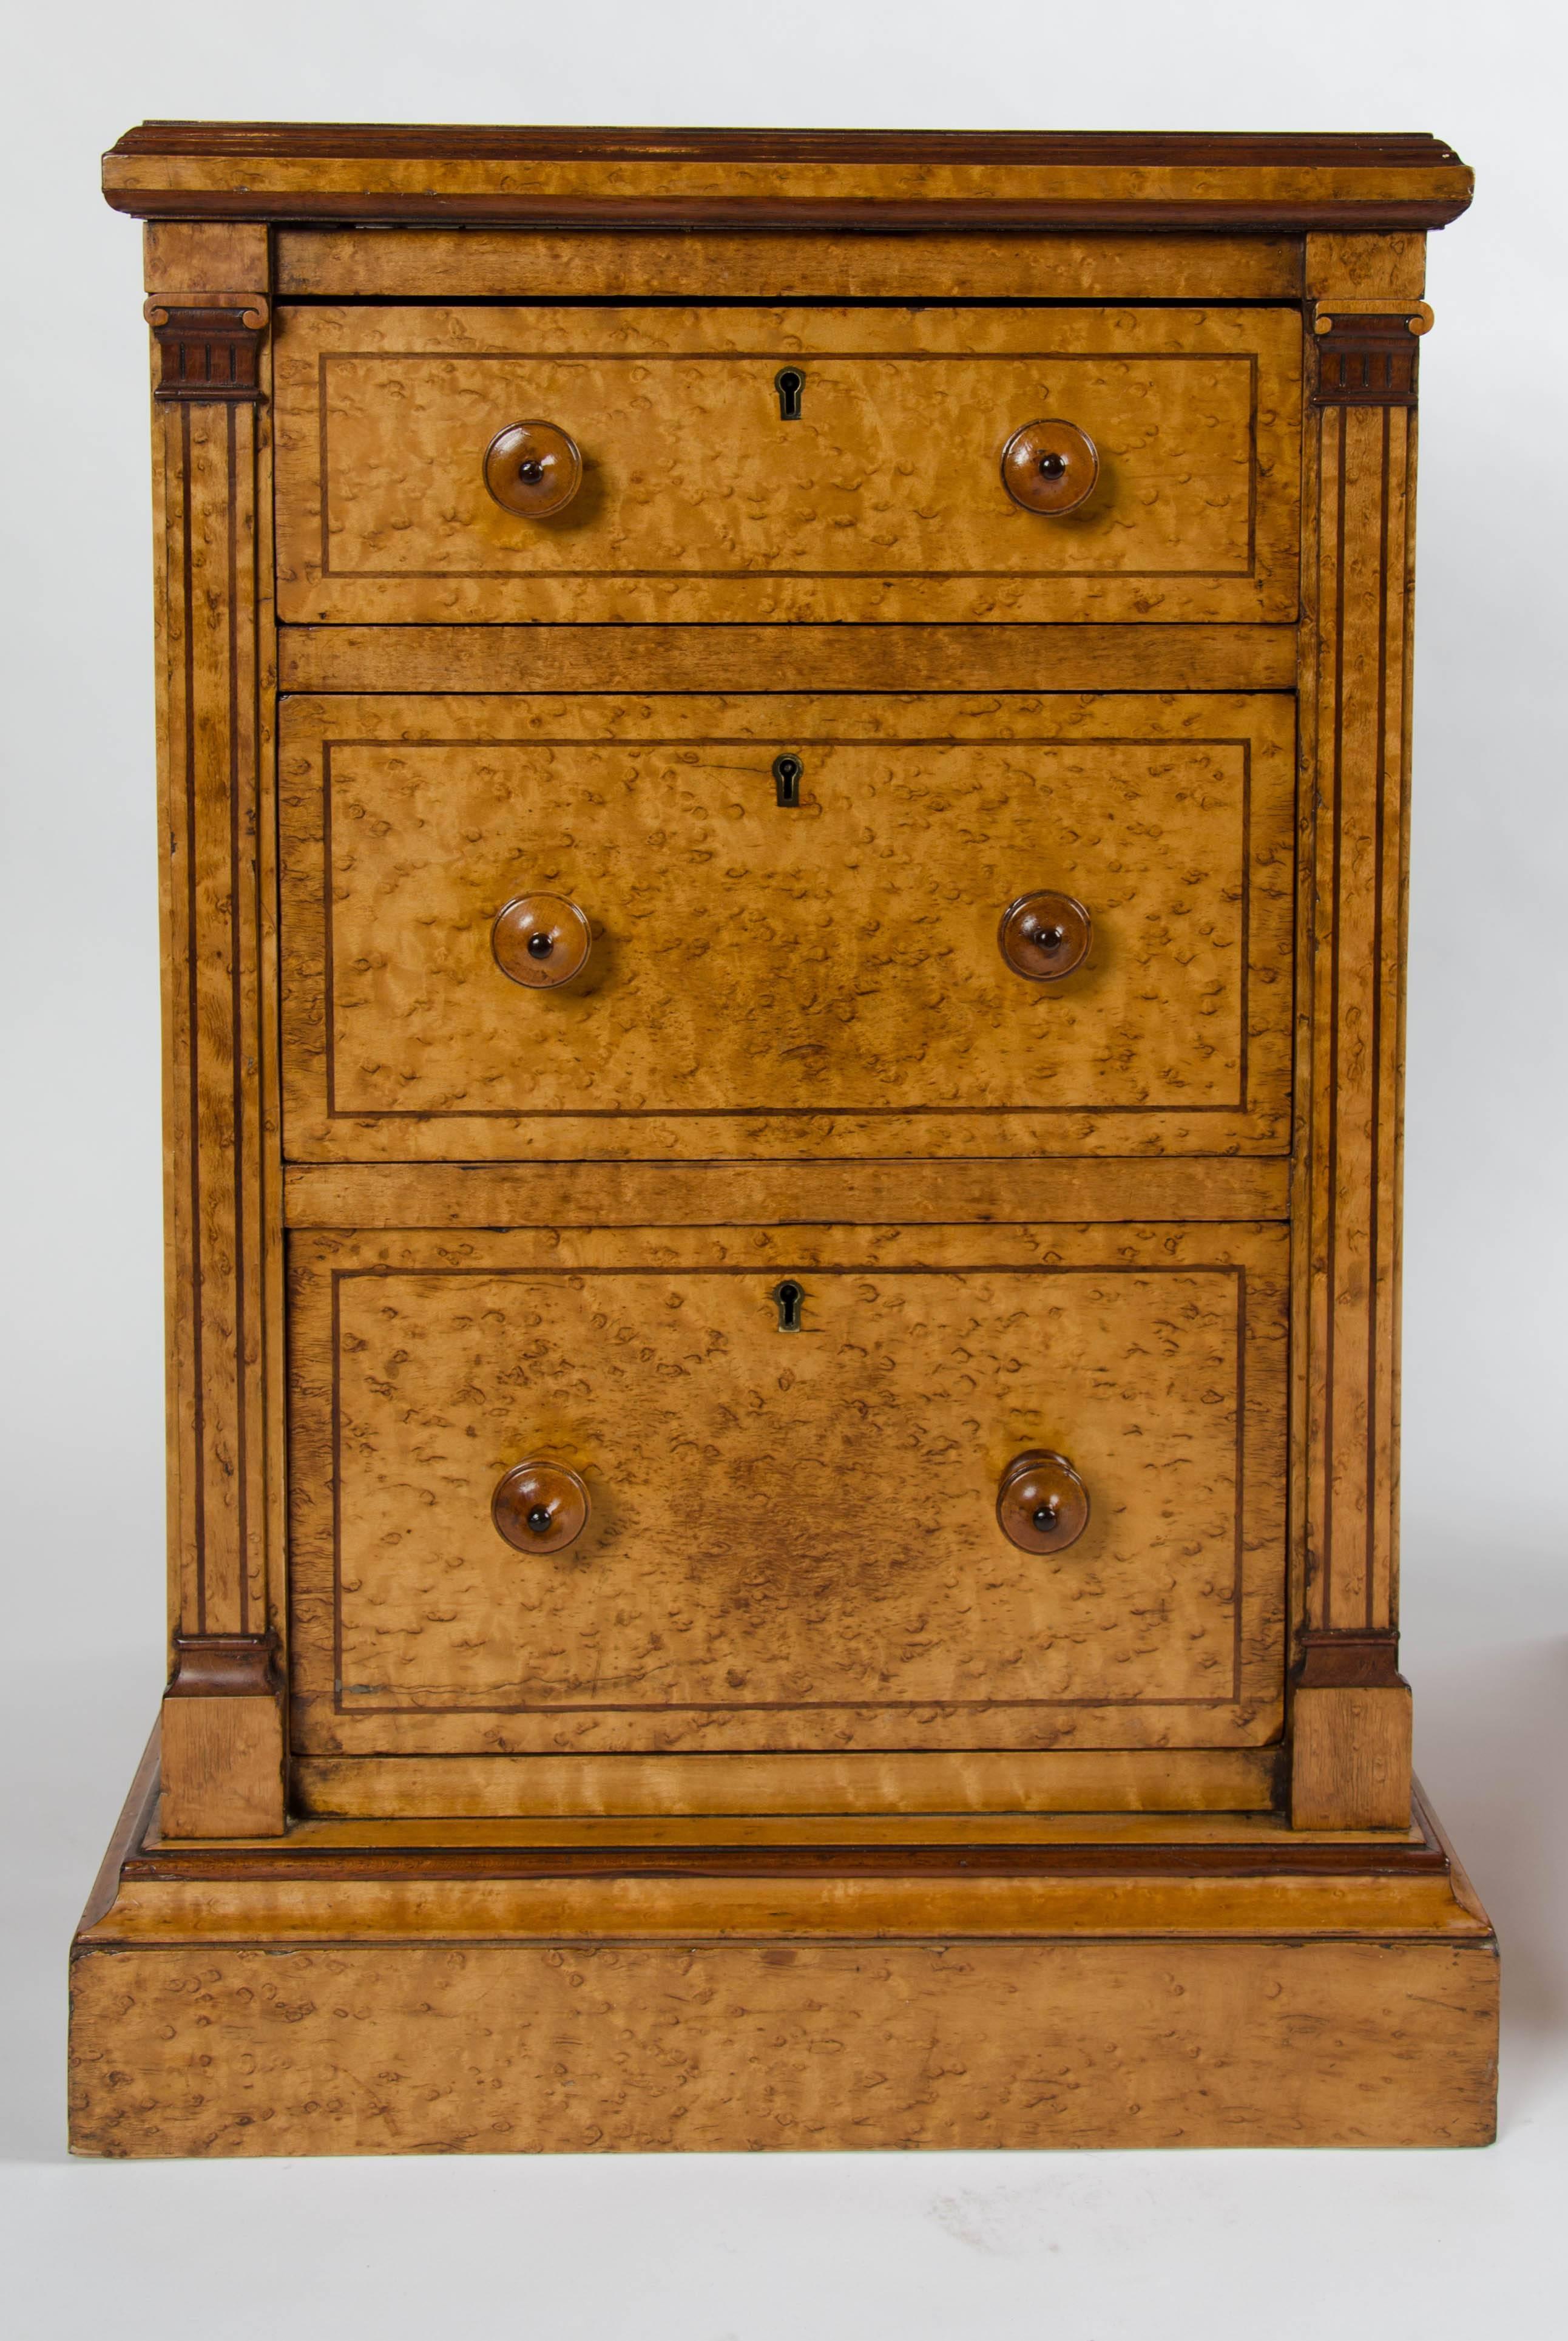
(101, 122, 1474, 232)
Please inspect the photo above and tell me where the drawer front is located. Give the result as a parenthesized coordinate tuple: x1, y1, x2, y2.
(279, 693, 1296, 1162)
(274, 303, 1302, 625)
(288, 1225, 1288, 1758)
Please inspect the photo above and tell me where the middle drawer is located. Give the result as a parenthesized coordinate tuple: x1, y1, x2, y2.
(279, 692, 1296, 1162)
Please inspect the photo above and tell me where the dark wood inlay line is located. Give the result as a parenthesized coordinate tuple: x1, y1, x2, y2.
(1322, 406, 1348, 1633)
(226, 402, 249, 1637)
(180, 403, 205, 1636)
(324, 1261, 1257, 1725)
(310, 731, 1262, 1126)
(109, 196, 1478, 235)
(123, 1836, 1446, 1885)
(1366, 405, 1392, 1632)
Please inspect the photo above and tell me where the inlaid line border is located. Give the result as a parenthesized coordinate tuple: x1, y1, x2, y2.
(313, 346, 1266, 583)
(305, 1257, 1278, 1731)
(303, 731, 1264, 1125)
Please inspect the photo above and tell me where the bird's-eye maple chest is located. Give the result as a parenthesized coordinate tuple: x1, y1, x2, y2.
(70, 124, 1496, 2156)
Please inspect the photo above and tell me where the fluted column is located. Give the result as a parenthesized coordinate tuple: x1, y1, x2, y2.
(145, 231, 285, 1835)
(1293, 237, 1432, 1828)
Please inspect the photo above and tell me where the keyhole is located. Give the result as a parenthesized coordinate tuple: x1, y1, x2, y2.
(772, 753, 803, 807)
(773, 1279, 805, 1332)
(775, 367, 805, 421)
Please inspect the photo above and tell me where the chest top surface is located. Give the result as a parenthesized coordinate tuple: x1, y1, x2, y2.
(104, 120, 1472, 229)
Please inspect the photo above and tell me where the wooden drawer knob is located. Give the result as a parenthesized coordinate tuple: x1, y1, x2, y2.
(997, 1450, 1090, 1554)
(998, 890, 1092, 981)
(1001, 419, 1100, 515)
(492, 1460, 590, 1554)
(492, 893, 593, 988)
(483, 421, 584, 517)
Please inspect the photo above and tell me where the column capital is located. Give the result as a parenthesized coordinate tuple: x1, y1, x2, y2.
(144, 294, 269, 401)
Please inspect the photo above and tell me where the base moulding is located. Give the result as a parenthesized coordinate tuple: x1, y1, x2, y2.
(69, 1727, 1498, 2156)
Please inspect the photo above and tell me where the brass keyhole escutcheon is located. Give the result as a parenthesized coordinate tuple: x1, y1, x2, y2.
(772, 753, 803, 807)
(773, 1279, 805, 1332)
(775, 367, 805, 420)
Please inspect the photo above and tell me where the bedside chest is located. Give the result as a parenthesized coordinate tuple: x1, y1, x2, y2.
(71, 124, 1496, 2155)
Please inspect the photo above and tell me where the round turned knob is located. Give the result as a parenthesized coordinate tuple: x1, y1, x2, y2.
(997, 1450, 1090, 1555)
(998, 890, 1092, 981)
(492, 893, 593, 989)
(483, 421, 584, 518)
(492, 1460, 590, 1554)
(1000, 419, 1100, 516)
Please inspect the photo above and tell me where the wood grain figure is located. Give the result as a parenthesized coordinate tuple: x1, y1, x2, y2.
(146, 237, 285, 1836)
(76, 124, 1494, 2155)
(277, 691, 1296, 1163)
(284, 1221, 1288, 1761)
(274, 228, 1307, 303)
(271, 303, 1302, 626)
(1293, 244, 1425, 1826)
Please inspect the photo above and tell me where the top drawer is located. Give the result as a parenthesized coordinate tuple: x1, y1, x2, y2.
(274, 304, 1302, 626)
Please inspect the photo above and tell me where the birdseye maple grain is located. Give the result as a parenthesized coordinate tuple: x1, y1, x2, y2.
(71, 122, 1495, 2158)
(276, 690, 1296, 1164)
(271, 302, 1302, 628)
(283, 1219, 1289, 1761)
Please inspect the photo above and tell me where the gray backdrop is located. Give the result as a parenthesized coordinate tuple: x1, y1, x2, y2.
(2, 3, 1563, 2332)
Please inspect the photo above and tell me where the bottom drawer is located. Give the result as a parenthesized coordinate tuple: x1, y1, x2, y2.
(288, 1222, 1288, 1771)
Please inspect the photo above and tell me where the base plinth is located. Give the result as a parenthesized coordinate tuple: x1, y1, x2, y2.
(69, 1727, 1498, 2156)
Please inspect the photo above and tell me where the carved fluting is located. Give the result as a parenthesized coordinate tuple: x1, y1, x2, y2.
(1305, 398, 1414, 1648)
(158, 394, 271, 1648)
(146, 298, 269, 401)
(1294, 308, 1421, 1829)
(150, 274, 283, 1834)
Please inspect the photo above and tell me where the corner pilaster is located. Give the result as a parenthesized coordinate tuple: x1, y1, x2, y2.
(144, 222, 285, 1836)
(1293, 234, 1429, 1828)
